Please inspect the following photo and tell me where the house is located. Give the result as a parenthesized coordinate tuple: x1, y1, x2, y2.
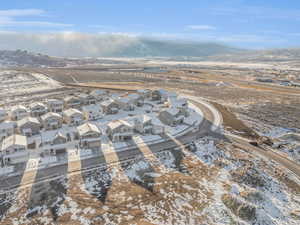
(101, 98, 119, 115)
(116, 97, 135, 111)
(0, 108, 8, 122)
(82, 104, 103, 120)
(29, 102, 47, 117)
(0, 121, 16, 141)
(131, 115, 153, 134)
(10, 105, 28, 120)
(106, 119, 134, 142)
(64, 96, 82, 109)
(17, 117, 41, 136)
(137, 89, 152, 99)
(77, 122, 101, 149)
(77, 93, 96, 105)
(42, 131, 68, 155)
(47, 99, 64, 113)
(158, 107, 185, 126)
(1, 134, 28, 165)
(127, 93, 144, 106)
(41, 112, 63, 130)
(63, 108, 85, 126)
(90, 89, 106, 101)
(167, 97, 189, 115)
(151, 89, 168, 101)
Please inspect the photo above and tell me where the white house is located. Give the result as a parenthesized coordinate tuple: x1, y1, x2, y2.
(47, 99, 64, 113)
(77, 122, 101, 149)
(137, 89, 152, 99)
(167, 97, 189, 115)
(131, 115, 153, 134)
(63, 108, 85, 126)
(0, 108, 8, 122)
(127, 93, 144, 106)
(101, 98, 119, 115)
(78, 93, 96, 105)
(106, 119, 134, 142)
(64, 96, 82, 109)
(17, 117, 41, 136)
(158, 107, 185, 127)
(1, 134, 28, 165)
(29, 102, 48, 117)
(0, 121, 16, 141)
(10, 105, 28, 121)
(82, 104, 103, 120)
(41, 112, 63, 130)
(116, 96, 135, 111)
(42, 131, 68, 155)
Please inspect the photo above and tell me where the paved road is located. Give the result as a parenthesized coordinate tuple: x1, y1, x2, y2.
(0, 99, 216, 191)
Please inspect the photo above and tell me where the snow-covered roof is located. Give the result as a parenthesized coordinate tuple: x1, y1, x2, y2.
(117, 97, 132, 104)
(101, 98, 116, 107)
(82, 104, 101, 112)
(162, 107, 180, 116)
(77, 122, 101, 136)
(41, 112, 62, 121)
(107, 119, 133, 131)
(17, 117, 40, 127)
(64, 95, 80, 102)
(0, 121, 16, 130)
(47, 99, 63, 105)
(2, 134, 27, 150)
(133, 115, 152, 124)
(29, 102, 46, 109)
(63, 108, 83, 117)
(11, 105, 27, 112)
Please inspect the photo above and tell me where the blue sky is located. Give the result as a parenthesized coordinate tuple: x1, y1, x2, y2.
(0, 0, 300, 49)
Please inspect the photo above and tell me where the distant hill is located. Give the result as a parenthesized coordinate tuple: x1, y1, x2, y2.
(109, 39, 240, 57)
(205, 48, 300, 64)
(0, 50, 66, 67)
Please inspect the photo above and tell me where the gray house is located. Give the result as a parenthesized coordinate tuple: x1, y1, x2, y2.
(17, 117, 41, 136)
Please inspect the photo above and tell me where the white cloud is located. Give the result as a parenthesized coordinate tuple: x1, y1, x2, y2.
(186, 25, 216, 30)
(0, 9, 45, 17)
(0, 8, 72, 28)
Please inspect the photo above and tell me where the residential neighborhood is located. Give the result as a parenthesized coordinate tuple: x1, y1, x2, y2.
(0, 88, 198, 172)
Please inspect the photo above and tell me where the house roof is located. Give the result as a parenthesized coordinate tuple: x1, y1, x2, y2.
(0, 121, 16, 130)
(107, 119, 133, 131)
(101, 98, 115, 107)
(47, 99, 63, 105)
(77, 122, 101, 136)
(1, 134, 27, 150)
(162, 107, 180, 116)
(41, 112, 62, 121)
(29, 102, 46, 109)
(64, 96, 80, 102)
(82, 104, 102, 113)
(0, 108, 7, 114)
(127, 93, 140, 100)
(11, 105, 27, 112)
(17, 117, 40, 127)
(63, 108, 83, 117)
(134, 115, 152, 124)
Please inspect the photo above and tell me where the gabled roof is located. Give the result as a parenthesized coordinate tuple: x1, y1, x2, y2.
(11, 105, 27, 112)
(2, 134, 27, 150)
(64, 95, 80, 102)
(77, 122, 101, 136)
(29, 102, 46, 109)
(63, 108, 83, 117)
(101, 98, 116, 107)
(41, 112, 62, 121)
(133, 115, 152, 124)
(107, 119, 133, 131)
(161, 107, 180, 116)
(17, 117, 40, 127)
(47, 99, 64, 105)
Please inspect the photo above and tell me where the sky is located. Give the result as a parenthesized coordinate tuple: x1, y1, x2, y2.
(0, 0, 299, 56)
